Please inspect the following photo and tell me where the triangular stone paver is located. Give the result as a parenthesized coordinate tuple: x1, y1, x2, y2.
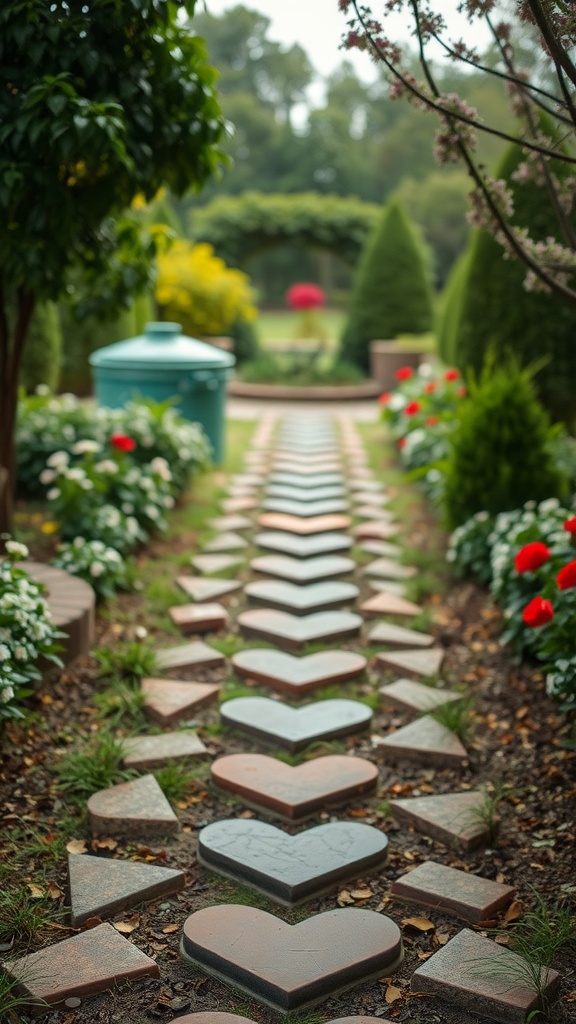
(265, 484, 346, 502)
(359, 540, 401, 558)
(391, 860, 516, 924)
(238, 608, 362, 649)
(7, 922, 159, 1007)
(176, 576, 242, 602)
(191, 553, 244, 575)
(250, 554, 355, 582)
(373, 715, 468, 768)
(391, 791, 492, 851)
(411, 928, 560, 1023)
(206, 515, 253, 531)
(257, 512, 351, 535)
(141, 677, 221, 726)
(367, 579, 408, 598)
(169, 602, 229, 634)
(262, 498, 349, 517)
(121, 731, 208, 769)
(362, 558, 417, 580)
(156, 641, 225, 672)
(256, 531, 353, 558)
(353, 521, 398, 540)
(221, 697, 372, 751)
(360, 591, 423, 618)
(244, 580, 359, 614)
(232, 649, 367, 695)
(268, 472, 344, 489)
(88, 774, 179, 838)
(204, 532, 248, 552)
(368, 621, 436, 648)
(376, 647, 445, 678)
(212, 753, 379, 820)
(180, 906, 402, 1013)
(379, 678, 463, 714)
(68, 853, 185, 926)
(198, 819, 389, 905)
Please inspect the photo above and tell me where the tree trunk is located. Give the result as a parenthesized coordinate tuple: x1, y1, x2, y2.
(0, 285, 35, 544)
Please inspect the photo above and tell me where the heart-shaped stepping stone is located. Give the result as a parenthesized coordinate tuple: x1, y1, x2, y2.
(391, 860, 516, 924)
(360, 591, 423, 618)
(207, 515, 253, 531)
(250, 553, 355, 582)
(269, 472, 344, 489)
(373, 716, 468, 769)
(265, 484, 346, 502)
(7, 922, 159, 1006)
(257, 513, 351, 535)
(368, 622, 435, 648)
(204, 532, 248, 552)
(198, 819, 388, 903)
(273, 457, 341, 471)
(273, 452, 341, 466)
(221, 697, 372, 751)
(180, 905, 402, 1012)
(256, 531, 352, 558)
(368, 579, 407, 598)
(262, 498, 349, 517)
(379, 678, 463, 714)
(376, 647, 445, 678)
(211, 753, 378, 819)
(121, 731, 208, 769)
(238, 608, 362, 649)
(177, 576, 242, 602)
(88, 774, 179, 838)
(68, 853, 185, 926)
(192, 553, 244, 575)
(169, 602, 229, 633)
(232, 649, 367, 695)
(353, 521, 398, 540)
(391, 791, 491, 851)
(156, 641, 225, 673)
(359, 540, 401, 558)
(362, 558, 417, 580)
(244, 580, 359, 614)
(141, 677, 220, 726)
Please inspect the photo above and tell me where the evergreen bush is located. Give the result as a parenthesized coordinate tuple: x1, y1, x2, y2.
(436, 249, 471, 365)
(58, 305, 138, 394)
(19, 302, 62, 393)
(452, 133, 576, 425)
(443, 356, 568, 529)
(339, 200, 434, 373)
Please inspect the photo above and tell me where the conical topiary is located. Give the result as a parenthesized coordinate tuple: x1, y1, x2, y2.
(436, 249, 472, 365)
(339, 200, 434, 373)
(18, 301, 62, 394)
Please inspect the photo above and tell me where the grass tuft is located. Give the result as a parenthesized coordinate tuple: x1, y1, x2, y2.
(55, 729, 132, 800)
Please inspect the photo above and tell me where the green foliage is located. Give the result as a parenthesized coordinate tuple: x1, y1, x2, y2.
(452, 135, 576, 424)
(393, 170, 471, 285)
(340, 200, 434, 373)
(229, 316, 260, 364)
(190, 192, 380, 269)
(18, 302, 62, 393)
(58, 302, 137, 394)
(443, 357, 568, 529)
(0, 885, 55, 949)
(55, 729, 131, 799)
(95, 640, 157, 683)
(239, 351, 363, 386)
(436, 249, 472, 365)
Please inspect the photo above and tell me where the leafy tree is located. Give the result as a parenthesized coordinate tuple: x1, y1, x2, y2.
(339, 200, 434, 373)
(0, 0, 224, 535)
(340, 2, 576, 304)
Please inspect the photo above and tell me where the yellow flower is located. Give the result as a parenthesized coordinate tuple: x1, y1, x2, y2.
(41, 521, 60, 535)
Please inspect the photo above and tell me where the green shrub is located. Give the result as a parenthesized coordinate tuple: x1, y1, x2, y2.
(230, 316, 260, 364)
(58, 304, 138, 394)
(19, 302, 62, 393)
(443, 356, 568, 529)
(436, 249, 471, 365)
(339, 200, 434, 373)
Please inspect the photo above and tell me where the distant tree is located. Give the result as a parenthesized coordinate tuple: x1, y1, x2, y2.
(0, 0, 224, 536)
(339, 200, 434, 372)
(393, 170, 471, 285)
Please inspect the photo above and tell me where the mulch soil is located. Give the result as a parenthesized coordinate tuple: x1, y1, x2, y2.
(2, 482, 576, 1024)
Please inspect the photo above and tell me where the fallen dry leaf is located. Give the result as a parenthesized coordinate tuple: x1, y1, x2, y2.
(66, 839, 88, 855)
(350, 888, 372, 900)
(503, 899, 524, 924)
(91, 837, 118, 851)
(402, 916, 436, 932)
(162, 923, 179, 934)
(27, 883, 46, 899)
(384, 984, 403, 1003)
(113, 915, 140, 934)
(46, 882, 64, 899)
(337, 890, 355, 906)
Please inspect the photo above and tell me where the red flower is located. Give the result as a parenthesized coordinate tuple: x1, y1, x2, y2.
(395, 366, 414, 381)
(404, 401, 421, 416)
(445, 368, 459, 381)
(563, 517, 576, 534)
(379, 392, 391, 405)
(285, 282, 326, 310)
(522, 597, 554, 627)
(110, 434, 136, 453)
(426, 415, 439, 426)
(457, 386, 467, 398)
(557, 559, 576, 590)
(514, 542, 551, 573)
(398, 437, 406, 449)
(424, 382, 437, 393)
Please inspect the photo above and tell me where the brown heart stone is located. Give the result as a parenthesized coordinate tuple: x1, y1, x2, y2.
(232, 649, 367, 695)
(257, 513, 351, 535)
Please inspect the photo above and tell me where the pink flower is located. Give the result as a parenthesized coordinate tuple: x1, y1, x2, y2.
(285, 283, 326, 310)
(424, 382, 437, 393)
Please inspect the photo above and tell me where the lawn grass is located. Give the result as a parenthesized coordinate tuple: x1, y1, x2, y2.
(256, 308, 345, 350)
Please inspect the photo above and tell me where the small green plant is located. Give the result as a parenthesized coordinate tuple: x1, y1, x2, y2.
(0, 969, 47, 1018)
(55, 730, 132, 799)
(429, 694, 474, 741)
(468, 782, 509, 843)
(94, 640, 157, 682)
(153, 761, 210, 802)
(0, 886, 55, 949)
(93, 678, 147, 729)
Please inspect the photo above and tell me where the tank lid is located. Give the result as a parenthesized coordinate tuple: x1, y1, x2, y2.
(89, 322, 235, 371)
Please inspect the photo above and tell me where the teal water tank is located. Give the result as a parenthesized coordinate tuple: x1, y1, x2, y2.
(89, 322, 235, 463)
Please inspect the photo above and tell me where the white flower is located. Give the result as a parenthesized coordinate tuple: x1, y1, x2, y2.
(14, 646, 27, 660)
(150, 456, 172, 481)
(90, 562, 105, 577)
(47, 488, 61, 500)
(539, 498, 560, 514)
(94, 460, 118, 474)
(473, 511, 490, 522)
(73, 536, 86, 547)
(0, 644, 10, 662)
(71, 439, 100, 455)
(135, 626, 148, 640)
(417, 362, 434, 378)
(388, 393, 407, 412)
(5, 540, 29, 560)
(46, 450, 69, 469)
(1, 685, 14, 703)
(35, 383, 50, 396)
(40, 469, 56, 485)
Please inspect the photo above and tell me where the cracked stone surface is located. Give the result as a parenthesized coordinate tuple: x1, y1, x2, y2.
(156, 641, 225, 673)
(211, 753, 379, 820)
(391, 860, 516, 924)
(257, 512, 351, 535)
(176, 576, 242, 602)
(141, 677, 221, 726)
(368, 622, 436, 648)
(232, 649, 367, 695)
(7, 922, 159, 1006)
(238, 608, 362, 649)
(220, 696, 373, 751)
(255, 531, 353, 558)
(411, 928, 560, 1023)
(68, 854, 185, 926)
(376, 647, 445, 679)
(121, 730, 208, 769)
(180, 906, 403, 1012)
(197, 819, 388, 904)
(379, 678, 463, 715)
(250, 554, 355, 582)
(88, 774, 179, 838)
(373, 715, 468, 769)
(391, 791, 492, 851)
(244, 580, 359, 614)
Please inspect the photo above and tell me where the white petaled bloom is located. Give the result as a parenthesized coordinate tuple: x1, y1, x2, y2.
(5, 540, 29, 560)
(144, 504, 159, 520)
(35, 383, 50, 396)
(1, 685, 15, 703)
(46, 488, 60, 500)
(94, 460, 119, 474)
(71, 439, 100, 455)
(122, 503, 134, 514)
(0, 644, 11, 662)
(539, 498, 560, 514)
(65, 467, 87, 482)
(473, 511, 490, 522)
(417, 362, 434, 378)
(150, 457, 172, 482)
(135, 626, 148, 640)
(164, 496, 175, 509)
(388, 393, 408, 412)
(73, 536, 86, 547)
(80, 479, 94, 490)
(62, 425, 75, 440)
(14, 646, 28, 660)
(46, 450, 70, 469)
(40, 469, 56, 485)
(90, 562, 105, 577)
